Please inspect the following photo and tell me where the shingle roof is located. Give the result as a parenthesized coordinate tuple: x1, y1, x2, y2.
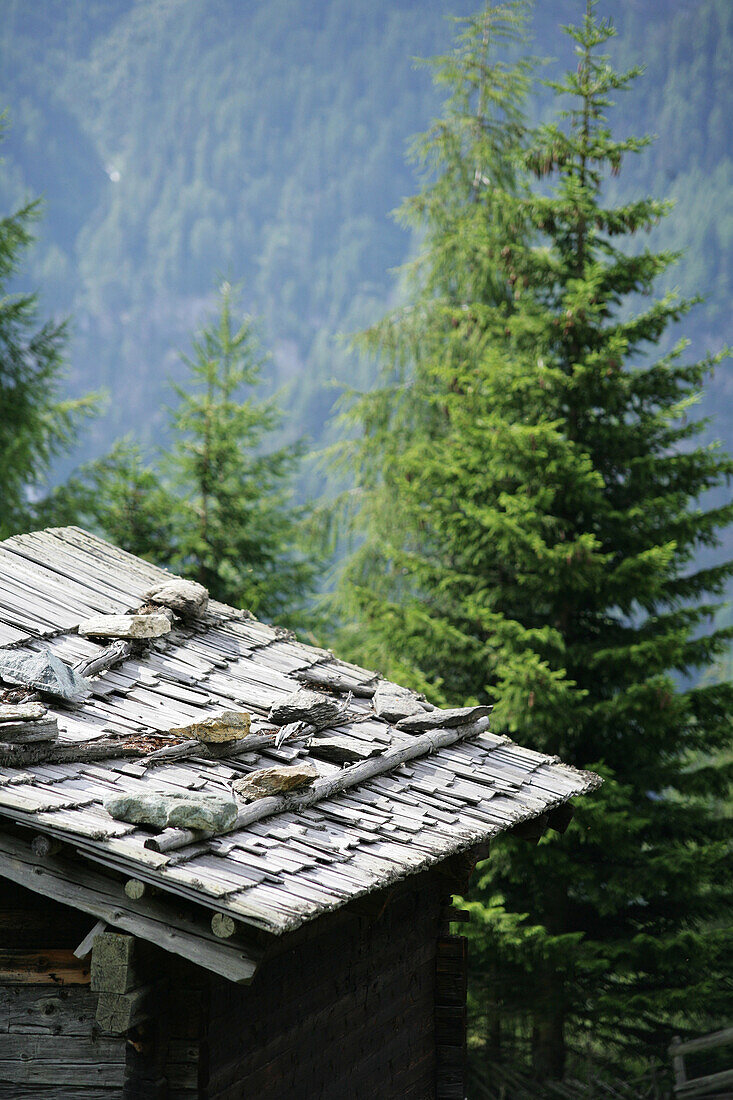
(0, 527, 599, 976)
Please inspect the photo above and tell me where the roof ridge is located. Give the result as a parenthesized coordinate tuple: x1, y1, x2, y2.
(145, 715, 498, 855)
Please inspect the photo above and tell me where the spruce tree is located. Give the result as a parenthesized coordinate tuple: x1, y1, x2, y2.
(167, 283, 316, 625)
(337, 1, 733, 1080)
(334, 2, 532, 695)
(0, 122, 97, 538)
(40, 439, 179, 564)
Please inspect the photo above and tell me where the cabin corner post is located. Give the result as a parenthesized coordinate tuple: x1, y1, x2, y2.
(433, 845, 486, 1099)
(435, 903, 468, 1100)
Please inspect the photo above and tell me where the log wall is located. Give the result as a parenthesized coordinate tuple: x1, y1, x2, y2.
(0, 881, 127, 1099)
(200, 880, 443, 1100)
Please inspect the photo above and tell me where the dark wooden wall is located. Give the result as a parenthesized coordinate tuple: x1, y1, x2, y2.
(1, 869, 467, 1099)
(0, 881, 127, 1099)
(199, 880, 443, 1100)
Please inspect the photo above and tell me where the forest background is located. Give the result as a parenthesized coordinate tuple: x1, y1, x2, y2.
(1, 0, 732, 1095)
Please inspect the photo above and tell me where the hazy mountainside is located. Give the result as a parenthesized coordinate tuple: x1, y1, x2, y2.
(0, 0, 731, 497)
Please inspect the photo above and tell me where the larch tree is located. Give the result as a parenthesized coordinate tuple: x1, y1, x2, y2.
(336, 1, 732, 1082)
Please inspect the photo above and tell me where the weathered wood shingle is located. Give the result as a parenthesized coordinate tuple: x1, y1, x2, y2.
(0, 527, 600, 971)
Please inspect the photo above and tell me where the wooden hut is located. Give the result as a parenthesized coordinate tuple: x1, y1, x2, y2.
(0, 527, 600, 1099)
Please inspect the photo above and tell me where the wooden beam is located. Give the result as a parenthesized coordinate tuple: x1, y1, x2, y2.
(74, 919, 107, 959)
(147, 715, 495, 852)
(0, 948, 90, 985)
(670, 1025, 733, 1057)
(124, 878, 147, 900)
(0, 830, 260, 983)
(211, 913, 237, 939)
(547, 802, 574, 834)
(96, 980, 165, 1034)
(510, 813, 549, 845)
(31, 834, 62, 858)
(674, 1067, 733, 1097)
(91, 932, 139, 993)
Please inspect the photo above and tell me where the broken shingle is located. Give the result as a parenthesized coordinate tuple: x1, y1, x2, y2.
(78, 614, 171, 640)
(395, 704, 492, 733)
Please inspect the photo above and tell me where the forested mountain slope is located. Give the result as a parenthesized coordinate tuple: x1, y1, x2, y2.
(1, 0, 731, 499)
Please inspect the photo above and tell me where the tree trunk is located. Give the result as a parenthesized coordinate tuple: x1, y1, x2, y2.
(531, 878, 568, 1080)
(532, 970, 565, 1080)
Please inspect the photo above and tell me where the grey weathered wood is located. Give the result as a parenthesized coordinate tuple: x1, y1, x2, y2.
(141, 739, 201, 765)
(670, 1037, 687, 1088)
(675, 1067, 733, 1097)
(74, 919, 108, 959)
(147, 717, 495, 853)
(0, 1034, 124, 1086)
(124, 878, 147, 900)
(294, 665, 378, 697)
(0, 831, 260, 983)
(211, 913, 237, 939)
(670, 1025, 733, 1057)
(0, 984, 99, 1036)
(0, 716, 59, 742)
(0, 735, 153, 767)
(74, 638, 135, 679)
(91, 932, 138, 993)
(96, 980, 163, 1033)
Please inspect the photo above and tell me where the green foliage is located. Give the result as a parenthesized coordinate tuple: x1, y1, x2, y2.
(1, 0, 729, 529)
(165, 283, 317, 624)
(336, 1, 733, 1080)
(40, 439, 178, 563)
(0, 118, 98, 539)
(48, 284, 319, 629)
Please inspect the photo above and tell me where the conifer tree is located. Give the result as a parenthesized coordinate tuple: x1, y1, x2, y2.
(41, 439, 179, 564)
(335, 2, 532, 695)
(47, 284, 317, 627)
(337, 2, 733, 1079)
(0, 122, 97, 538)
(167, 283, 316, 624)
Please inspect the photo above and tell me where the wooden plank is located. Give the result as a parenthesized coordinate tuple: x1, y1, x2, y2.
(0, 1048, 124, 1088)
(675, 1068, 733, 1097)
(74, 920, 108, 959)
(0, 950, 90, 985)
(0, 986, 98, 1037)
(0, 832, 260, 983)
(671, 1026, 733, 1057)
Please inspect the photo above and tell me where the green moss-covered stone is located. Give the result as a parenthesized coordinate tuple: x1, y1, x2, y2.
(105, 789, 238, 832)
